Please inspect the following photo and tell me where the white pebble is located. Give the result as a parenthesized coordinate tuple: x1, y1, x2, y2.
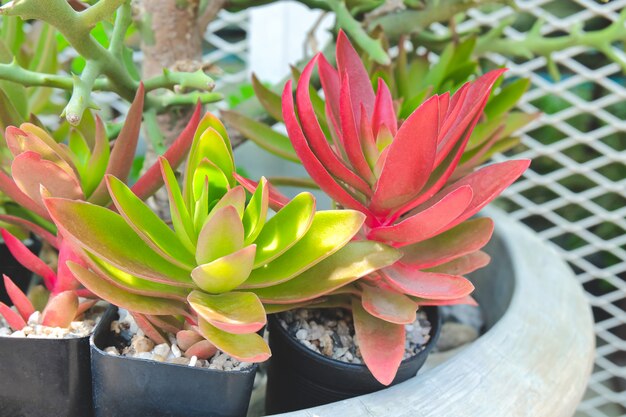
(189, 355, 198, 367)
(295, 329, 308, 340)
(153, 343, 170, 358)
(28, 311, 41, 326)
(171, 343, 182, 358)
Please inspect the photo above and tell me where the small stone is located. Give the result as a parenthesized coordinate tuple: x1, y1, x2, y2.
(135, 352, 153, 360)
(152, 354, 166, 362)
(153, 343, 170, 358)
(105, 347, 119, 356)
(319, 333, 334, 356)
(131, 336, 155, 353)
(189, 355, 198, 367)
(11, 330, 25, 337)
(171, 343, 182, 358)
(295, 329, 308, 340)
(168, 357, 191, 366)
(28, 311, 41, 326)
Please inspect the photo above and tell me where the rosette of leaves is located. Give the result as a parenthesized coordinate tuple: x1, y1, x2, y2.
(222, 34, 537, 175)
(274, 32, 530, 385)
(45, 114, 400, 362)
(0, 86, 202, 334)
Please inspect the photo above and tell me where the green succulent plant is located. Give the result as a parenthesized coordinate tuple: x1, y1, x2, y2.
(45, 112, 400, 362)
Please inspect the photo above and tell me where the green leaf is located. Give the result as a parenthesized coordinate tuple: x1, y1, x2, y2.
(192, 245, 256, 294)
(242, 211, 365, 288)
(86, 253, 190, 300)
(198, 318, 270, 362)
(243, 178, 268, 245)
(253, 192, 315, 267)
(188, 290, 265, 334)
(192, 158, 230, 206)
(196, 206, 244, 265)
(67, 262, 188, 316)
(485, 78, 530, 119)
(251, 74, 283, 121)
(107, 176, 196, 269)
(249, 241, 401, 303)
(221, 111, 299, 163)
(46, 198, 193, 285)
(161, 158, 196, 253)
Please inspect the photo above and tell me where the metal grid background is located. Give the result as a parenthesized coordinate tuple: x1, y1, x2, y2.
(442, 1, 626, 415)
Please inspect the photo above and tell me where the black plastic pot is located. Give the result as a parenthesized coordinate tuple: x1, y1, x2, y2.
(265, 306, 441, 414)
(91, 306, 258, 417)
(0, 333, 93, 417)
(0, 238, 41, 304)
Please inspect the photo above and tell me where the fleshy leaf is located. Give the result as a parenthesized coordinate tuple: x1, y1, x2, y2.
(159, 157, 196, 253)
(243, 210, 365, 288)
(1, 229, 56, 290)
(188, 290, 266, 334)
(361, 285, 417, 324)
(352, 298, 405, 386)
(11, 151, 84, 208)
(192, 245, 256, 294)
(176, 329, 204, 351)
(198, 318, 271, 362)
(3, 275, 34, 321)
(369, 185, 473, 246)
(251, 73, 283, 121)
(107, 175, 196, 269)
(185, 340, 218, 359)
(242, 178, 269, 245)
(132, 313, 169, 345)
(384, 265, 475, 300)
(234, 173, 289, 211)
(41, 290, 78, 328)
(196, 206, 244, 265)
(425, 251, 491, 275)
(253, 192, 315, 267)
(0, 301, 26, 330)
(336, 30, 375, 117)
(370, 95, 439, 214)
(400, 217, 494, 269)
(45, 198, 193, 285)
(67, 262, 188, 316)
(249, 241, 401, 303)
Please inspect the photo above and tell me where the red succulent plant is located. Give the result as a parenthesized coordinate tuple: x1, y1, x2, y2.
(279, 31, 530, 384)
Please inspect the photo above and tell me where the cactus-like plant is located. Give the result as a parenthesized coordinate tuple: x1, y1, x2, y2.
(275, 32, 530, 384)
(0, 86, 203, 334)
(45, 113, 400, 362)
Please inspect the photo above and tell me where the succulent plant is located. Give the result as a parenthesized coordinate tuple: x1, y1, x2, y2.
(222, 34, 537, 177)
(0, 86, 203, 333)
(274, 32, 531, 384)
(45, 113, 400, 362)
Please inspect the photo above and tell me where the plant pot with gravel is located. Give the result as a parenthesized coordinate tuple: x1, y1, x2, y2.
(47, 114, 400, 417)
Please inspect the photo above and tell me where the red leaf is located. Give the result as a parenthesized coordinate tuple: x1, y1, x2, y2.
(0, 302, 26, 330)
(75, 299, 97, 318)
(370, 95, 439, 214)
(1, 229, 56, 290)
(282, 81, 374, 217)
(132, 102, 202, 200)
(426, 251, 491, 276)
(400, 217, 494, 269)
(352, 297, 404, 386)
(339, 74, 374, 183)
(3, 275, 35, 321)
(372, 78, 397, 137)
(383, 265, 475, 300)
(41, 290, 79, 328)
(368, 185, 472, 246)
(318, 54, 341, 137)
(414, 295, 478, 306)
(361, 285, 417, 324)
(0, 214, 58, 248)
(90, 84, 145, 204)
(297, 55, 372, 194)
(233, 173, 289, 211)
(0, 170, 50, 220)
(440, 160, 530, 228)
(336, 30, 375, 118)
(54, 241, 84, 293)
(184, 340, 218, 360)
(132, 312, 169, 345)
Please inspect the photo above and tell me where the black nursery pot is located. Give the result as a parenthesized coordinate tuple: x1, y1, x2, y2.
(0, 238, 41, 304)
(0, 333, 93, 417)
(265, 306, 441, 414)
(91, 306, 258, 417)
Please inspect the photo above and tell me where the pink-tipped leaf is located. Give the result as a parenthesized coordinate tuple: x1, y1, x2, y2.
(41, 290, 79, 328)
(2, 229, 56, 290)
(3, 275, 35, 321)
(0, 302, 26, 330)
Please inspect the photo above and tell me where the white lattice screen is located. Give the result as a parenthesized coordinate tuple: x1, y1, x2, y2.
(442, 1, 626, 415)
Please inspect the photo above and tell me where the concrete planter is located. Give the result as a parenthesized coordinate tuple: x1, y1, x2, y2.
(268, 208, 595, 417)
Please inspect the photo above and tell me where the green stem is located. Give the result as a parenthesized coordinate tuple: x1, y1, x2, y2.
(267, 176, 320, 189)
(325, 0, 390, 65)
(108, 0, 132, 58)
(155, 91, 223, 110)
(64, 60, 101, 125)
(78, 0, 126, 28)
(144, 69, 216, 92)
